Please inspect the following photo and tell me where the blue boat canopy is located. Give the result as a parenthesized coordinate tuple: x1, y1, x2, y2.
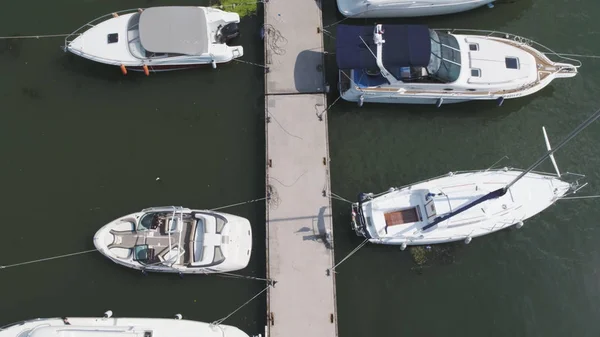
(336, 24, 432, 69)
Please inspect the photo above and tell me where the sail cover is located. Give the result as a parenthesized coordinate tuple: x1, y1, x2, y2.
(336, 24, 432, 69)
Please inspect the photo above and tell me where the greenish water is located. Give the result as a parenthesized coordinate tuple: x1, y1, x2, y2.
(323, 1, 600, 336)
(2, 0, 600, 336)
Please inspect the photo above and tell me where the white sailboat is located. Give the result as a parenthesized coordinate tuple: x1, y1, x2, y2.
(94, 206, 253, 274)
(351, 109, 600, 248)
(0, 311, 256, 337)
(336, 24, 580, 106)
(337, 0, 496, 18)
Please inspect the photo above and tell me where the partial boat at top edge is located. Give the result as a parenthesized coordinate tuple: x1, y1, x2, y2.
(337, 0, 496, 18)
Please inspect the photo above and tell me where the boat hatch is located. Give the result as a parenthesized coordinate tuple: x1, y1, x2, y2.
(144, 332, 152, 337)
(108, 33, 118, 44)
(424, 198, 436, 219)
(384, 207, 422, 227)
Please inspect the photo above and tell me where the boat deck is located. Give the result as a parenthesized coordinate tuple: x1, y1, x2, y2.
(264, 0, 337, 336)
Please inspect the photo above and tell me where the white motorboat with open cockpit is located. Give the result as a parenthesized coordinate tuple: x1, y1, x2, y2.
(0, 311, 258, 337)
(351, 108, 600, 248)
(94, 206, 252, 274)
(337, 0, 495, 18)
(64, 6, 243, 73)
(337, 24, 580, 106)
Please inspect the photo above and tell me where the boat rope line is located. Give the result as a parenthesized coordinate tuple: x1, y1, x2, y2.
(485, 155, 509, 171)
(0, 33, 77, 40)
(211, 283, 272, 326)
(316, 94, 342, 121)
(215, 272, 275, 283)
(232, 58, 269, 70)
(329, 192, 353, 204)
(0, 249, 98, 270)
(544, 52, 600, 60)
(560, 195, 600, 200)
(210, 196, 270, 211)
(328, 238, 370, 274)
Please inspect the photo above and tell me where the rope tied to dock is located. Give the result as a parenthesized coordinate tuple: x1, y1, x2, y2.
(328, 238, 370, 274)
(329, 192, 353, 204)
(211, 283, 273, 326)
(216, 272, 275, 283)
(316, 94, 342, 121)
(210, 196, 270, 211)
(0, 248, 98, 270)
(232, 58, 269, 69)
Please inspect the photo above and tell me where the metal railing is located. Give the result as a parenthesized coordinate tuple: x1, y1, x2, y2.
(436, 28, 583, 68)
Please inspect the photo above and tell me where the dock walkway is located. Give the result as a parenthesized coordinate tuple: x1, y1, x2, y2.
(263, 0, 338, 336)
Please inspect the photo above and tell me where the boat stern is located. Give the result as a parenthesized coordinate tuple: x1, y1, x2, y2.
(351, 193, 373, 238)
(206, 7, 244, 62)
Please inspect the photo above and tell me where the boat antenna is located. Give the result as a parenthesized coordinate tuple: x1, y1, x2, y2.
(503, 107, 600, 193)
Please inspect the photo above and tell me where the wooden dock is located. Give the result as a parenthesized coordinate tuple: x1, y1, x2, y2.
(263, 0, 338, 336)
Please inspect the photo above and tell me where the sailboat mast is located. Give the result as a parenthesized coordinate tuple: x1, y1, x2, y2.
(503, 107, 600, 192)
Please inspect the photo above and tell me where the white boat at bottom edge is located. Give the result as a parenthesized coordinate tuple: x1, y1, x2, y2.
(94, 206, 253, 274)
(0, 312, 257, 337)
(64, 6, 244, 72)
(337, 0, 496, 18)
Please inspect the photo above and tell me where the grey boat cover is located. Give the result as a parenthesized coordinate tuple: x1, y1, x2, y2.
(139, 6, 209, 55)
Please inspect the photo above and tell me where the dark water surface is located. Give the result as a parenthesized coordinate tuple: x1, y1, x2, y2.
(0, 0, 266, 332)
(323, 1, 600, 337)
(2, 0, 600, 336)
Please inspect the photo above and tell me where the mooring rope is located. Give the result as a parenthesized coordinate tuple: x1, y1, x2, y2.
(328, 238, 370, 273)
(544, 52, 600, 60)
(232, 58, 269, 69)
(211, 283, 272, 326)
(210, 196, 270, 211)
(0, 249, 98, 270)
(0, 33, 74, 39)
(329, 192, 353, 204)
(217, 272, 274, 283)
(316, 95, 342, 121)
(560, 195, 600, 200)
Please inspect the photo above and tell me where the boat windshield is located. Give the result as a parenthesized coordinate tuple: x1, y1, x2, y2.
(427, 30, 461, 83)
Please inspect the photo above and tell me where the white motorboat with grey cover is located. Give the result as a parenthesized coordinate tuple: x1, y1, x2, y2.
(94, 206, 252, 274)
(0, 311, 258, 337)
(64, 6, 243, 72)
(337, 0, 496, 18)
(337, 24, 580, 106)
(351, 108, 600, 247)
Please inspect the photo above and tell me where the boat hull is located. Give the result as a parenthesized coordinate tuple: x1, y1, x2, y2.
(0, 317, 250, 337)
(64, 7, 243, 73)
(336, 0, 494, 18)
(94, 208, 253, 274)
(351, 170, 572, 246)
